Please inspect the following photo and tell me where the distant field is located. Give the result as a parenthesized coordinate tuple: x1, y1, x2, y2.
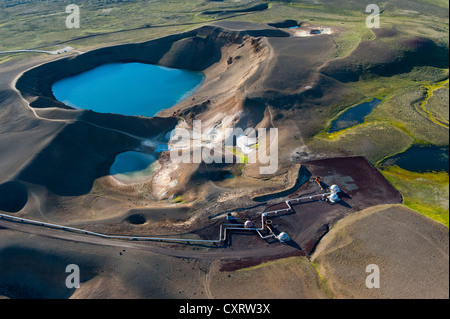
(1, 0, 447, 52)
(0, 0, 264, 52)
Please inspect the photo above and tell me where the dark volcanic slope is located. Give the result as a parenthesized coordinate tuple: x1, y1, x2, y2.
(0, 181, 28, 213)
(213, 21, 351, 139)
(320, 36, 449, 82)
(16, 121, 140, 196)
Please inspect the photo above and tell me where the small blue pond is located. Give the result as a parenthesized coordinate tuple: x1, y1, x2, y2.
(52, 62, 204, 117)
(328, 98, 382, 133)
(380, 145, 449, 173)
(110, 151, 157, 177)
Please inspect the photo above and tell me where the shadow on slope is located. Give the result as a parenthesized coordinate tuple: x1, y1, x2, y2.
(0, 247, 98, 299)
(0, 181, 28, 213)
(16, 116, 175, 196)
(321, 37, 449, 82)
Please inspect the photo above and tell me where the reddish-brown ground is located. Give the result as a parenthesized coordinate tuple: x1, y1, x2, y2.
(197, 156, 402, 270)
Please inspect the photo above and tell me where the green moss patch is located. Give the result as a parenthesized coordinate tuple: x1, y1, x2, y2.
(380, 165, 449, 227)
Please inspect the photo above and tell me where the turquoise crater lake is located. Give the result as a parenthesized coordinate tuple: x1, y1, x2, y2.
(52, 62, 204, 117)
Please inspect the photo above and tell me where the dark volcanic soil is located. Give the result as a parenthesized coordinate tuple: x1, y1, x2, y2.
(196, 156, 402, 271)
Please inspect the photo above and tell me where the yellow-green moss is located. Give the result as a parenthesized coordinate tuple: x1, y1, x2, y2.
(380, 166, 449, 227)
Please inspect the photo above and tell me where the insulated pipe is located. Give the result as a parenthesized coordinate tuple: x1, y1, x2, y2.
(0, 191, 335, 244)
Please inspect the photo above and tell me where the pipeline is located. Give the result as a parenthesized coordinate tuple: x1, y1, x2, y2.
(0, 192, 332, 245)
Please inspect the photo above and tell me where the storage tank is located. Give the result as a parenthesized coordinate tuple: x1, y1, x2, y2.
(328, 193, 340, 203)
(244, 220, 254, 228)
(277, 232, 290, 243)
(330, 185, 341, 194)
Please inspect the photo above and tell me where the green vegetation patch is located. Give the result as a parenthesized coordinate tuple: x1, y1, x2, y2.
(371, 85, 449, 145)
(381, 165, 449, 227)
(0, 0, 261, 52)
(419, 78, 449, 128)
(310, 121, 415, 164)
